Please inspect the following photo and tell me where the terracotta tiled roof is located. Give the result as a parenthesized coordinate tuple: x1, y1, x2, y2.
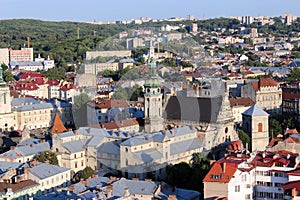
(203, 161, 238, 183)
(251, 150, 298, 167)
(282, 180, 300, 191)
(229, 97, 255, 107)
(258, 77, 278, 87)
(284, 128, 299, 135)
(49, 112, 67, 134)
(101, 118, 139, 130)
(251, 82, 259, 92)
(227, 140, 244, 152)
(0, 180, 38, 193)
(88, 99, 129, 109)
(19, 72, 42, 80)
(60, 84, 75, 91)
(267, 138, 282, 147)
(282, 92, 300, 100)
(47, 79, 60, 86)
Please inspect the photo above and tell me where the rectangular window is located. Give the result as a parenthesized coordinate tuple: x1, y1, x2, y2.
(235, 185, 240, 192)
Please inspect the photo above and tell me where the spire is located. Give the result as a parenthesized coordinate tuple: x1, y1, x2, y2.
(49, 112, 67, 134)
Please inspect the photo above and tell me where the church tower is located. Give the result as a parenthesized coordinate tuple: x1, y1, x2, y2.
(144, 58, 163, 133)
(0, 67, 11, 115)
(242, 104, 269, 151)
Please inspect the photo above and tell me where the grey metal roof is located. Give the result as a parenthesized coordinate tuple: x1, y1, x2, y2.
(97, 141, 120, 155)
(0, 142, 50, 159)
(0, 161, 23, 172)
(170, 138, 204, 155)
(242, 104, 269, 116)
(16, 142, 50, 156)
(11, 98, 38, 107)
(62, 140, 87, 153)
(73, 182, 87, 194)
(18, 138, 40, 146)
(112, 179, 157, 196)
(133, 148, 163, 162)
(11, 98, 72, 112)
(87, 135, 105, 147)
(57, 131, 74, 138)
(164, 96, 223, 123)
(121, 136, 151, 147)
(29, 163, 70, 179)
(87, 176, 110, 188)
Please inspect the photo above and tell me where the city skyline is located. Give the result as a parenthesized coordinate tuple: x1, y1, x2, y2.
(0, 0, 299, 22)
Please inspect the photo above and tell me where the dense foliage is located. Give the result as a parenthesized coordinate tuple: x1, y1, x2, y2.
(36, 151, 59, 165)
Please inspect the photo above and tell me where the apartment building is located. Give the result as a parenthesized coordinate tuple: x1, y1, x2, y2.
(241, 77, 282, 114)
(204, 150, 300, 200)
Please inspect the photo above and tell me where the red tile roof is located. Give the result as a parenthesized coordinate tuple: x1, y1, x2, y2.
(251, 82, 259, 92)
(284, 128, 299, 136)
(229, 97, 255, 107)
(203, 161, 238, 183)
(267, 138, 282, 147)
(282, 180, 300, 192)
(282, 92, 300, 100)
(227, 140, 245, 152)
(0, 180, 38, 193)
(101, 118, 139, 130)
(88, 99, 129, 109)
(19, 72, 42, 80)
(258, 77, 278, 87)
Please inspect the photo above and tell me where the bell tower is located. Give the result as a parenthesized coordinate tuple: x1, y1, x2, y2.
(144, 58, 163, 133)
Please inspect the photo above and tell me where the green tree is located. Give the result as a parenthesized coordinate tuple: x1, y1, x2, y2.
(35, 151, 58, 165)
(1, 64, 8, 71)
(3, 70, 15, 82)
(269, 118, 282, 138)
(82, 166, 95, 180)
(286, 67, 300, 82)
(237, 130, 251, 149)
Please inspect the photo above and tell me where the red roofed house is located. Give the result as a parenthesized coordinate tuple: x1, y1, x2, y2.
(203, 151, 300, 200)
(229, 97, 255, 123)
(241, 77, 282, 114)
(282, 90, 300, 123)
(101, 118, 139, 132)
(87, 99, 129, 125)
(203, 154, 254, 200)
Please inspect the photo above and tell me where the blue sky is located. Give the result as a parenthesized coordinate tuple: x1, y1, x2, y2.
(0, 0, 299, 22)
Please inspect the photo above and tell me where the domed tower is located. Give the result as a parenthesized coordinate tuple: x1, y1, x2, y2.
(144, 58, 163, 133)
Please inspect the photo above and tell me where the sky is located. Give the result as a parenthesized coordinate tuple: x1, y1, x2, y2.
(0, 0, 299, 22)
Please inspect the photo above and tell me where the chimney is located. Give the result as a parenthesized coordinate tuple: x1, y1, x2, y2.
(10, 146, 16, 150)
(145, 135, 149, 141)
(110, 176, 117, 181)
(117, 129, 121, 137)
(132, 177, 139, 181)
(145, 179, 152, 182)
(163, 130, 167, 136)
(74, 130, 78, 135)
(171, 128, 175, 137)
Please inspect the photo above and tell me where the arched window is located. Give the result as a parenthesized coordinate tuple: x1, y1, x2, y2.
(225, 127, 228, 133)
(258, 123, 263, 132)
